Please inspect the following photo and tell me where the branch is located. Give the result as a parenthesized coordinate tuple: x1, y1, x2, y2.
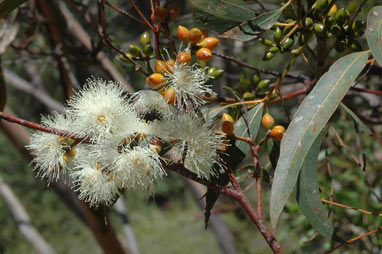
(0, 175, 55, 254)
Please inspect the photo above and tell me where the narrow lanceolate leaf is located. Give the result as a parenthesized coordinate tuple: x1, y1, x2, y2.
(366, 6, 382, 66)
(0, 0, 28, 18)
(234, 103, 264, 158)
(220, 8, 283, 41)
(296, 136, 334, 240)
(190, 0, 257, 34)
(270, 51, 369, 230)
(340, 103, 372, 135)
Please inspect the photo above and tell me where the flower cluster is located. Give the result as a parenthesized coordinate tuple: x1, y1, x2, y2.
(27, 70, 224, 207)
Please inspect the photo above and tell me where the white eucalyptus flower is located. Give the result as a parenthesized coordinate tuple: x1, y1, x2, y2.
(27, 113, 76, 183)
(112, 146, 165, 195)
(169, 113, 224, 179)
(165, 60, 214, 110)
(71, 158, 120, 207)
(65, 77, 130, 141)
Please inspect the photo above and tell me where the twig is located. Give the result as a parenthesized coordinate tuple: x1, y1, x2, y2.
(322, 199, 382, 217)
(105, 0, 146, 25)
(98, 0, 150, 76)
(324, 226, 382, 254)
(0, 111, 90, 143)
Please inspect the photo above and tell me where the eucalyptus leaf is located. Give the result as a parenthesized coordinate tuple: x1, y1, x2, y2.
(366, 6, 382, 66)
(270, 51, 369, 230)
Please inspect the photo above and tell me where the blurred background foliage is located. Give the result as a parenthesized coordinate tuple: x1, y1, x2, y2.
(1, 0, 382, 253)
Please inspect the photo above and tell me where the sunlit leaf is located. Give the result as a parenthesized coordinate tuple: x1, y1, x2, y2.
(270, 51, 369, 230)
(366, 6, 382, 66)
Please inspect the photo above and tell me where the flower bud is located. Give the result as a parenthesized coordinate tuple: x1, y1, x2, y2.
(221, 113, 234, 135)
(270, 125, 285, 140)
(177, 25, 190, 42)
(196, 48, 212, 62)
(146, 73, 165, 88)
(177, 52, 191, 65)
(261, 113, 275, 130)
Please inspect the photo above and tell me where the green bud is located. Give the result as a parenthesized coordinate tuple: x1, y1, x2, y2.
(269, 93, 278, 100)
(273, 27, 282, 45)
(252, 73, 260, 86)
(215, 69, 224, 79)
(128, 44, 141, 57)
(119, 53, 133, 63)
(348, 39, 362, 52)
(140, 32, 151, 46)
(263, 51, 275, 61)
(330, 24, 342, 37)
(335, 8, 349, 25)
(259, 38, 274, 47)
(269, 46, 280, 53)
(352, 20, 365, 33)
(313, 23, 325, 36)
(298, 33, 309, 46)
(142, 44, 153, 56)
(283, 19, 295, 35)
(281, 37, 294, 50)
(334, 40, 346, 52)
(324, 16, 336, 27)
(207, 67, 224, 79)
(242, 91, 254, 101)
(314, 0, 328, 12)
(304, 17, 314, 28)
(257, 79, 271, 90)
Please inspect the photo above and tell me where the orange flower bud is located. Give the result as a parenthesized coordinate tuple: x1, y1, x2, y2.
(165, 59, 176, 73)
(221, 113, 234, 135)
(177, 52, 191, 65)
(146, 73, 165, 88)
(164, 86, 177, 105)
(270, 125, 285, 140)
(177, 25, 190, 42)
(196, 48, 212, 62)
(189, 28, 202, 44)
(155, 60, 167, 74)
(261, 113, 275, 130)
(197, 37, 219, 50)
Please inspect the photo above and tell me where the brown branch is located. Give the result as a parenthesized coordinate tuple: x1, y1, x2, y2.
(105, 0, 146, 25)
(98, 0, 150, 77)
(324, 226, 382, 254)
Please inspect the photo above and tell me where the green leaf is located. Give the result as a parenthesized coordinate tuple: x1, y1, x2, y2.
(234, 103, 264, 159)
(340, 103, 372, 135)
(296, 135, 334, 239)
(270, 51, 369, 230)
(220, 8, 283, 41)
(0, 0, 28, 18)
(366, 6, 382, 66)
(267, 139, 280, 170)
(190, 0, 257, 33)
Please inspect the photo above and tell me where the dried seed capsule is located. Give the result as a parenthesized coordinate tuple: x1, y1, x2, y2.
(154, 6, 167, 21)
(262, 113, 275, 130)
(168, 3, 180, 19)
(270, 125, 285, 140)
(221, 113, 234, 135)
